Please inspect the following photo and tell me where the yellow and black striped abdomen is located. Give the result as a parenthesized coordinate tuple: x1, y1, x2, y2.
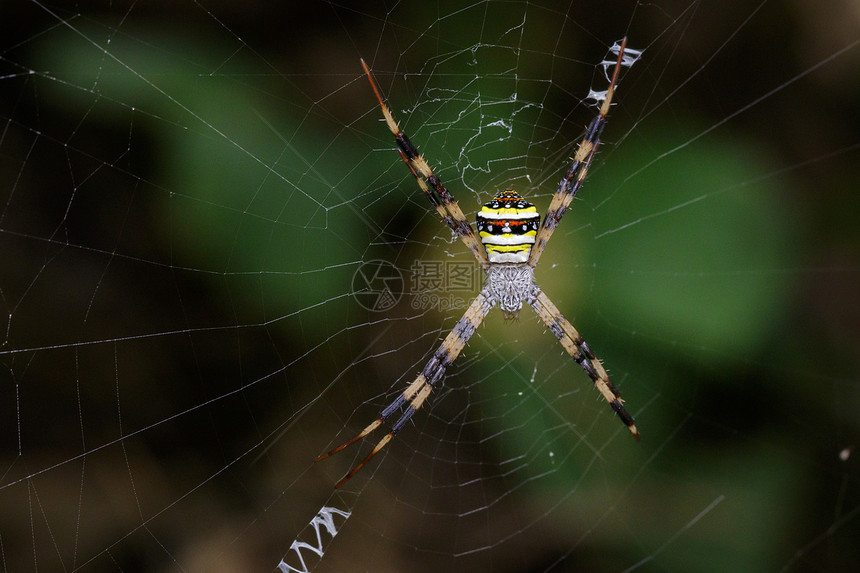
(476, 190, 540, 264)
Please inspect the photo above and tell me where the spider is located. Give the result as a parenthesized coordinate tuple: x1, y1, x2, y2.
(318, 39, 640, 488)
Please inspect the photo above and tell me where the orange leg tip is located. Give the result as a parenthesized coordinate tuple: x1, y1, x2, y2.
(332, 461, 363, 488)
(333, 476, 349, 489)
(315, 444, 345, 461)
(316, 418, 384, 463)
(331, 432, 395, 488)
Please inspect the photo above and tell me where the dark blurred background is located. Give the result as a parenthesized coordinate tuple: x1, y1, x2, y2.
(1, 1, 859, 572)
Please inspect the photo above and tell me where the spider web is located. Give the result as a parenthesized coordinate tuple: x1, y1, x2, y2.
(2, 1, 859, 572)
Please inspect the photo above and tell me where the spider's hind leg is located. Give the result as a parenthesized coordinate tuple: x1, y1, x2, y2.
(529, 290, 639, 439)
(316, 289, 495, 487)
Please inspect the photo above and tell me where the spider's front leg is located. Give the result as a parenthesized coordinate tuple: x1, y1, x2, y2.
(317, 290, 495, 487)
(529, 290, 639, 439)
(528, 38, 636, 269)
(360, 59, 489, 269)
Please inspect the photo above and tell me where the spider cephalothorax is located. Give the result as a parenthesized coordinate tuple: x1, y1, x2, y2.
(317, 39, 641, 488)
(485, 263, 536, 318)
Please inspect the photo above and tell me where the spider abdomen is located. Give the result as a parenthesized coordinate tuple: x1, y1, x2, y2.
(476, 190, 541, 264)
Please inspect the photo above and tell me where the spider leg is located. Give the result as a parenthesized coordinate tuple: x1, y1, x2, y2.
(317, 289, 495, 487)
(360, 59, 489, 269)
(528, 38, 629, 269)
(529, 289, 639, 439)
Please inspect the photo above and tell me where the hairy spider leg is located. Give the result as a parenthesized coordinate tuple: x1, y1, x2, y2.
(528, 37, 628, 269)
(529, 290, 639, 439)
(316, 290, 494, 487)
(360, 59, 489, 269)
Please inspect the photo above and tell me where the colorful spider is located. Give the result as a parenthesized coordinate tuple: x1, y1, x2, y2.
(318, 39, 640, 488)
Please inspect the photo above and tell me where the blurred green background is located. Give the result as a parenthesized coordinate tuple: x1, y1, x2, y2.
(1, 1, 858, 572)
